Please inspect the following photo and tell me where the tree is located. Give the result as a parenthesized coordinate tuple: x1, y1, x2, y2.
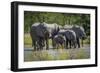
(24, 11, 90, 36)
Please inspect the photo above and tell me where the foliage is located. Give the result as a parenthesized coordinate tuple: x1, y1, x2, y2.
(58, 51, 70, 60)
(24, 11, 90, 36)
(24, 33, 32, 48)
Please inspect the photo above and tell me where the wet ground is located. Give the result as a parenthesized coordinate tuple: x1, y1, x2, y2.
(24, 44, 90, 62)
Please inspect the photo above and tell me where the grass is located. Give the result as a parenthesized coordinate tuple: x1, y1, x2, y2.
(58, 51, 70, 60)
(76, 48, 90, 59)
(24, 48, 90, 62)
(24, 50, 54, 61)
(24, 33, 90, 61)
(24, 33, 32, 48)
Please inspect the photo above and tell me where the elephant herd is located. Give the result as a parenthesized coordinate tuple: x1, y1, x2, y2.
(30, 22, 86, 51)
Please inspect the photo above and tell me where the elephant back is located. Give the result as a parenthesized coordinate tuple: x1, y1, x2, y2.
(30, 23, 47, 38)
(72, 26, 86, 38)
(64, 30, 76, 40)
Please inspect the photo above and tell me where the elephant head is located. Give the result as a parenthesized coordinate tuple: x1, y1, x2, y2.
(72, 26, 86, 39)
(72, 25, 86, 47)
(43, 22, 60, 48)
(53, 34, 65, 49)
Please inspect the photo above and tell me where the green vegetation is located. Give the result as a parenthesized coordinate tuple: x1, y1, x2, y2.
(32, 51, 54, 61)
(76, 49, 90, 59)
(24, 11, 90, 36)
(58, 51, 70, 60)
(24, 33, 32, 48)
(24, 49, 90, 62)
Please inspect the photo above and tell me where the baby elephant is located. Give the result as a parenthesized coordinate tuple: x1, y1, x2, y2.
(53, 34, 65, 49)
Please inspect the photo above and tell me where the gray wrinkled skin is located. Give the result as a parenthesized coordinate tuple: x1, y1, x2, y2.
(30, 22, 86, 50)
(72, 26, 86, 48)
(64, 30, 76, 49)
(64, 25, 86, 48)
(30, 22, 49, 50)
(53, 34, 65, 49)
(58, 29, 76, 49)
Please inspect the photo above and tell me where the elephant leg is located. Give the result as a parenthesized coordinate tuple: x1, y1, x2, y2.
(52, 38, 55, 49)
(61, 43, 64, 49)
(46, 39, 49, 50)
(38, 38, 42, 50)
(77, 38, 80, 48)
(66, 39, 68, 49)
(41, 38, 44, 50)
(36, 41, 39, 51)
(57, 43, 59, 49)
(40, 40, 43, 50)
(64, 41, 66, 49)
(70, 40, 73, 48)
(69, 40, 71, 48)
(74, 41, 76, 48)
(72, 40, 76, 48)
(33, 41, 36, 51)
(71, 40, 75, 48)
(41, 38, 45, 50)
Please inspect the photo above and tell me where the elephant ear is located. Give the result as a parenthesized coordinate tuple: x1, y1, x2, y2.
(64, 30, 71, 40)
(36, 24, 45, 37)
(72, 27, 79, 38)
(57, 26, 60, 32)
(72, 26, 86, 38)
(79, 26, 86, 38)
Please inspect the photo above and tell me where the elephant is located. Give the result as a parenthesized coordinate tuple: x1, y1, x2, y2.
(51, 27, 60, 47)
(43, 22, 60, 48)
(71, 26, 86, 48)
(53, 34, 65, 49)
(64, 25, 86, 48)
(57, 29, 77, 49)
(30, 22, 49, 51)
(64, 30, 76, 49)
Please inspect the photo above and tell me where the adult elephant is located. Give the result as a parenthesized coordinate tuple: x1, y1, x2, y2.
(30, 22, 49, 51)
(71, 26, 86, 48)
(58, 29, 76, 49)
(43, 22, 60, 48)
(64, 30, 76, 49)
